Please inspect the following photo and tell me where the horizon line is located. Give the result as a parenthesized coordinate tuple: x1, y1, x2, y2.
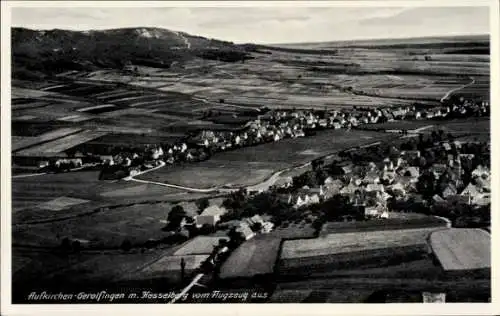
(11, 26, 490, 45)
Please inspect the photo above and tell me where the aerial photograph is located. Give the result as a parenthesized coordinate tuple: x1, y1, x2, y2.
(8, 4, 491, 304)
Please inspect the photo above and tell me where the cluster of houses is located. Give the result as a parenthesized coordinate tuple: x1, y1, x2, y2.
(277, 140, 490, 219)
(182, 97, 489, 165)
(35, 95, 489, 180)
(192, 204, 274, 240)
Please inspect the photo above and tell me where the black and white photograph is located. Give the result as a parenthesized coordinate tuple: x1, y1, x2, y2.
(1, 0, 498, 314)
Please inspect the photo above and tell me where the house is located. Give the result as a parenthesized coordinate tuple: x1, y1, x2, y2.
(330, 163, 353, 176)
(339, 181, 358, 197)
(38, 160, 50, 169)
(392, 109, 406, 119)
(364, 202, 388, 219)
(474, 175, 490, 192)
(442, 183, 458, 199)
(432, 193, 444, 202)
(389, 182, 406, 197)
(393, 175, 416, 192)
(365, 183, 385, 193)
(401, 166, 420, 180)
(362, 171, 381, 184)
(473, 193, 491, 206)
(460, 183, 482, 205)
(431, 164, 448, 178)
(401, 150, 421, 160)
(382, 170, 397, 184)
(244, 215, 264, 227)
(236, 222, 256, 240)
(323, 179, 344, 198)
(332, 122, 342, 129)
(100, 155, 114, 165)
(442, 142, 452, 152)
(195, 205, 227, 227)
(472, 165, 489, 178)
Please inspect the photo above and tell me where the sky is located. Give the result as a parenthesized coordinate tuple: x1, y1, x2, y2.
(11, 6, 490, 44)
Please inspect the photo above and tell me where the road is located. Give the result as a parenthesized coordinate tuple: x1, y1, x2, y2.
(123, 160, 166, 181)
(169, 273, 204, 304)
(440, 77, 475, 103)
(12, 173, 47, 179)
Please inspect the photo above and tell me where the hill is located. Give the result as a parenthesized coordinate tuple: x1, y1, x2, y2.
(11, 27, 251, 79)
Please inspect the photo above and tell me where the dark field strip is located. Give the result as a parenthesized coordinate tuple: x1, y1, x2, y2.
(64, 85, 117, 97)
(12, 98, 38, 105)
(97, 90, 151, 101)
(278, 245, 429, 277)
(320, 218, 448, 236)
(12, 122, 64, 137)
(79, 105, 120, 114)
(12, 101, 52, 110)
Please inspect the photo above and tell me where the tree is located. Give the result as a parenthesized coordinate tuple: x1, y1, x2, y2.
(72, 240, 81, 253)
(227, 227, 245, 249)
(121, 239, 132, 252)
(60, 237, 72, 252)
(199, 224, 215, 235)
(167, 205, 187, 229)
(196, 198, 210, 214)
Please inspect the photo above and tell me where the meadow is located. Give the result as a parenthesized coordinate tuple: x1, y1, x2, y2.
(219, 235, 282, 279)
(138, 129, 395, 189)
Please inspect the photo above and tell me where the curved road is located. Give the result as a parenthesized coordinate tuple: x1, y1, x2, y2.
(440, 77, 475, 103)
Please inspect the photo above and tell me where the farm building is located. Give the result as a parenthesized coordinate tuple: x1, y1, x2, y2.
(429, 228, 490, 277)
(195, 205, 227, 227)
(236, 222, 256, 240)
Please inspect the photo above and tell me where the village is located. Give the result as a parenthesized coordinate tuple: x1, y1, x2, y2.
(140, 101, 491, 280)
(39, 94, 490, 182)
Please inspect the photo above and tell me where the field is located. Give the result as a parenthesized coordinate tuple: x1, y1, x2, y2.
(11, 34, 491, 300)
(15, 130, 108, 156)
(319, 216, 448, 236)
(278, 227, 448, 277)
(359, 117, 490, 136)
(11, 127, 83, 151)
(12, 201, 199, 248)
(12, 244, 189, 296)
(138, 129, 395, 189)
(11, 171, 201, 219)
(36, 196, 90, 211)
(174, 236, 229, 256)
(269, 221, 317, 239)
(429, 229, 490, 271)
(219, 235, 282, 279)
(281, 227, 444, 260)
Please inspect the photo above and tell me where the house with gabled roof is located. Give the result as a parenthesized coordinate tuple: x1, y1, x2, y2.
(323, 179, 344, 199)
(474, 175, 490, 192)
(442, 183, 458, 199)
(431, 163, 448, 179)
(339, 181, 358, 197)
(362, 171, 381, 185)
(236, 222, 255, 240)
(472, 165, 489, 178)
(196, 205, 227, 227)
(400, 166, 420, 181)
